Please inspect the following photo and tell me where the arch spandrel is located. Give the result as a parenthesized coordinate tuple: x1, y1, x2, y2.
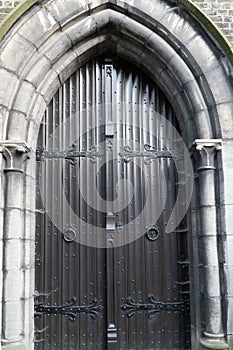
(0, 1, 231, 142)
(0, 6, 222, 143)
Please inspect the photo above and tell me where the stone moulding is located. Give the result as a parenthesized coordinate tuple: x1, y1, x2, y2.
(0, 0, 232, 65)
(0, 0, 232, 349)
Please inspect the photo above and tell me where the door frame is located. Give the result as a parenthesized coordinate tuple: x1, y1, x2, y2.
(0, 1, 232, 350)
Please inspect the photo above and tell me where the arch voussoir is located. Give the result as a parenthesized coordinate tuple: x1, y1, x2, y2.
(1, 5, 219, 142)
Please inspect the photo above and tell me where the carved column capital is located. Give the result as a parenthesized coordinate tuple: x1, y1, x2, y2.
(0, 141, 31, 172)
(193, 139, 222, 171)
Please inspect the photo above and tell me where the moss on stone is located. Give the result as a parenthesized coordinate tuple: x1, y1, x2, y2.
(171, 0, 233, 65)
(0, 0, 37, 41)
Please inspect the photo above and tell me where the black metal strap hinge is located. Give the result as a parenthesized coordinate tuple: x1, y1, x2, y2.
(36, 145, 102, 163)
(34, 297, 104, 321)
(119, 144, 178, 164)
(121, 294, 189, 319)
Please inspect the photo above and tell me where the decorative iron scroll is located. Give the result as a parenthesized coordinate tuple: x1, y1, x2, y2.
(34, 297, 104, 321)
(36, 145, 102, 163)
(121, 294, 189, 319)
(119, 144, 176, 164)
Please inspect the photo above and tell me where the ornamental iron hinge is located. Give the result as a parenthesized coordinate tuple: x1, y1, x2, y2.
(36, 145, 102, 163)
(121, 294, 189, 319)
(34, 297, 104, 321)
(119, 144, 177, 164)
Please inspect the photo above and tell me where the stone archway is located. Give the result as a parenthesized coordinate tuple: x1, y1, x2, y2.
(0, 1, 232, 349)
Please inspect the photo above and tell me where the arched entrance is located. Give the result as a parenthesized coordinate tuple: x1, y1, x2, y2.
(0, 1, 232, 350)
(34, 57, 191, 349)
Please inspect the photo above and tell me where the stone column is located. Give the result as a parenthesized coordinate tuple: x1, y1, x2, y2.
(0, 142, 31, 350)
(194, 139, 228, 350)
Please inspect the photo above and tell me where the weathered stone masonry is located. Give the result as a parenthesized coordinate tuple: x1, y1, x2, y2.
(0, 1, 21, 22)
(1, 0, 233, 45)
(0, 0, 232, 350)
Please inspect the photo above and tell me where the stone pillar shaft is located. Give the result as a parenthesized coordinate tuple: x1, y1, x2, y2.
(194, 139, 228, 350)
(0, 142, 30, 349)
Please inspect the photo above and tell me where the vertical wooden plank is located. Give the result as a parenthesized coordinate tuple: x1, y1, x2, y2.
(34, 57, 191, 350)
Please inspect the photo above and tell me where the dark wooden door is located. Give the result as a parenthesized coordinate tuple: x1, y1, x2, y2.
(34, 57, 191, 349)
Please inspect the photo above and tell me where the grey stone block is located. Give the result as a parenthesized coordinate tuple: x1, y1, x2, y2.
(24, 211, 35, 241)
(12, 81, 35, 116)
(27, 93, 47, 127)
(4, 239, 21, 271)
(168, 53, 195, 85)
(183, 79, 208, 113)
(2, 344, 26, 350)
(222, 169, 233, 205)
(0, 166, 4, 207)
(4, 174, 22, 208)
(0, 33, 35, 73)
(0, 209, 3, 239)
(115, 0, 166, 21)
(224, 205, 233, 236)
(205, 66, 233, 105)
(66, 15, 97, 46)
(37, 70, 61, 105)
(185, 33, 220, 73)
(22, 240, 34, 269)
(53, 50, 79, 85)
(24, 154, 36, 179)
(41, 32, 72, 64)
(22, 296, 34, 336)
(4, 209, 23, 239)
(199, 206, 218, 234)
(23, 54, 51, 88)
(0, 69, 18, 107)
(24, 177, 36, 210)
(160, 9, 197, 45)
(193, 109, 212, 139)
(45, 0, 88, 26)
(0, 105, 8, 138)
(6, 110, 26, 140)
(202, 265, 222, 296)
(3, 270, 22, 301)
(223, 264, 233, 297)
(227, 333, 233, 350)
(18, 7, 58, 48)
(217, 102, 233, 138)
(119, 13, 152, 45)
(26, 119, 41, 150)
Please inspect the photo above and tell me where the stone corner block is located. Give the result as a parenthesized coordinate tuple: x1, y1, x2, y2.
(2, 343, 26, 350)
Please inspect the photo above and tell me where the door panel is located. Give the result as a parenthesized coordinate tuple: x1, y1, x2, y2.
(35, 57, 191, 349)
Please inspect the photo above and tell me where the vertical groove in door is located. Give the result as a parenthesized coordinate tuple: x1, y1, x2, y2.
(35, 57, 191, 350)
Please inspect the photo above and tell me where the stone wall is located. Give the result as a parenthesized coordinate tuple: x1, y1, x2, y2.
(194, 0, 233, 44)
(0, 0, 232, 349)
(0, 0, 21, 22)
(0, 0, 233, 45)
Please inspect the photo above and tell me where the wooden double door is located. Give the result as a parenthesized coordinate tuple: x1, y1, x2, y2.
(34, 57, 191, 349)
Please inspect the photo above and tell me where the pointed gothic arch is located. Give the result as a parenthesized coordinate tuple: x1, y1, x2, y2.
(0, 1, 232, 349)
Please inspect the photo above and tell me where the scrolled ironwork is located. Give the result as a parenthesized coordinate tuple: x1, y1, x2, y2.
(121, 294, 189, 319)
(34, 297, 104, 321)
(36, 145, 102, 163)
(119, 144, 175, 164)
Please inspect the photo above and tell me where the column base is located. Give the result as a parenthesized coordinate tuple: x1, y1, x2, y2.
(1, 341, 25, 350)
(200, 332, 229, 350)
